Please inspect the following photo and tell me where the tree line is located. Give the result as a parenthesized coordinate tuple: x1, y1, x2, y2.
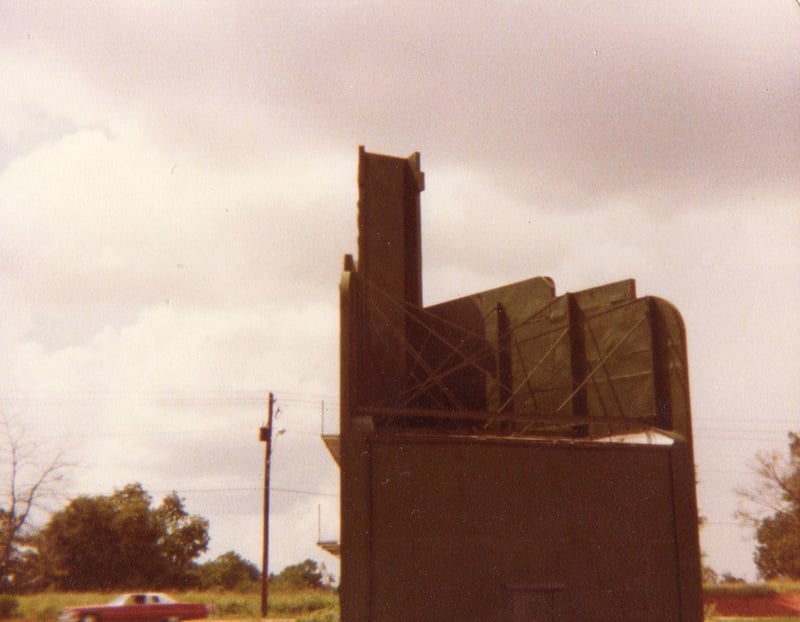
(734, 431, 800, 581)
(0, 417, 334, 593)
(2, 480, 331, 593)
(0, 481, 266, 592)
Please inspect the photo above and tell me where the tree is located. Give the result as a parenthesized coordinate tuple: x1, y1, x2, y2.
(35, 483, 209, 590)
(269, 559, 332, 590)
(154, 491, 211, 586)
(0, 416, 72, 592)
(736, 432, 800, 579)
(697, 514, 720, 584)
(198, 551, 260, 590)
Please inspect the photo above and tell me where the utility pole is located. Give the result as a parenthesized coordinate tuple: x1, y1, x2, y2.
(259, 392, 275, 618)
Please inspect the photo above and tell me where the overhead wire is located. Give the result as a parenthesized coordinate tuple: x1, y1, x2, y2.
(0, 390, 790, 442)
(57, 485, 338, 499)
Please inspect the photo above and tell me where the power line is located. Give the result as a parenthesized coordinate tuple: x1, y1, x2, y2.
(6, 389, 794, 445)
(59, 485, 338, 498)
(703, 520, 746, 527)
(0, 392, 339, 410)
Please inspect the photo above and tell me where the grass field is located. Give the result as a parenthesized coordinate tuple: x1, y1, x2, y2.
(9, 589, 338, 622)
(6, 583, 800, 622)
(705, 581, 800, 597)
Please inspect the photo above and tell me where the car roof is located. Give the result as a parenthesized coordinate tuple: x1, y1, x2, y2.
(110, 593, 175, 604)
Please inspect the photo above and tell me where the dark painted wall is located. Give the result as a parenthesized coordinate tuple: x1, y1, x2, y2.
(369, 435, 701, 622)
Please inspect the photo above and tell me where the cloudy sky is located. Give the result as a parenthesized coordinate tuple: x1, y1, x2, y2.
(1, 2, 798, 582)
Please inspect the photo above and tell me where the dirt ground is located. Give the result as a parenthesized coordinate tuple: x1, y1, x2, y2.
(704, 592, 800, 617)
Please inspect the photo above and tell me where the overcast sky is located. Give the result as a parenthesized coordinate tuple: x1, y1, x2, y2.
(1, 1, 798, 582)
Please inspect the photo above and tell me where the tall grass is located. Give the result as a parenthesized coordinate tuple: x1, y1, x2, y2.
(704, 580, 800, 597)
(13, 589, 338, 622)
(295, 606, 339, 622)
(15, 585, 800, 622)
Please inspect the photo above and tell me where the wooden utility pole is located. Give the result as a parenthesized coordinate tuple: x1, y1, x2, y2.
(259, 392, 275, 618)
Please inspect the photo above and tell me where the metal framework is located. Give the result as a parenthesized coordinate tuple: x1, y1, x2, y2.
(332, 147, 703, 622)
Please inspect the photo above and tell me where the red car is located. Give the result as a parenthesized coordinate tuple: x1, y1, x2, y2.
(59, 593, 209, 622)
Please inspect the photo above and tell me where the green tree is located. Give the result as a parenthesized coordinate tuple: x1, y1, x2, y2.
(270, 559, 331, 590)
(198, 551, 260, 590)
(35, 483, 209, 590)
(0, 416, 72, 592)
(736, 432, 800, 579)
(155, 492, 210, 586)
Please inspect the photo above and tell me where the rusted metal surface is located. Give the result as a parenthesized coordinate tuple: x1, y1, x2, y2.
(335, 147, 703, 621)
